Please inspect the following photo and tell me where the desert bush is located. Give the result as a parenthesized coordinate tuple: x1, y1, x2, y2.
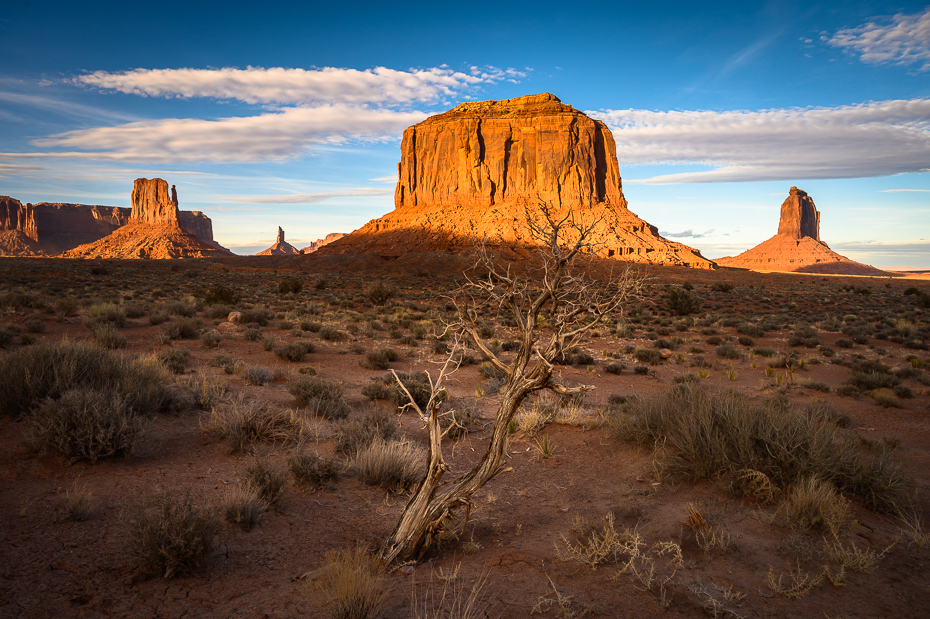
(166, 300, 197, 317)
(336, 410, 397, 454)
(200, 329, 222, 349)
(665, 287, 701, 316)
(64, 479, 94, 521)
(0, 340, 176, 418)
(148, 311, 168, 325)
(239, 309, 273, 326)
(385, 372, 439, 409)
(736, 323, 765, 338)
(440, 405, 482, 441)
(278, 278, 304, 294)
(85, 303, 126, 328)
(274, 340, 315, 362)
(362, 348, 398, 369)
(365, 281, 396, 306)
(354, 439, 424, 492)
(243, 458, 287, 504)
(608, 382, 914, 514)
(156, 348, 190, 375)
(24, 317, 45, 333)
(319, 326, 340, 341)
(710, 282, 734, 293)
(633, 365, 649, 375)
(92, 324, 127, 349)
(288, 377, 351, 420)
(205, 396, 308, 451)
(605, 362, 625, 375)
(242, 365, 274, 386)
(705, 335, 723, 345)
(204, 284, 240, 305)
(633, 348, 663, 365)
(244, 327, 262, 342)
(54, 297, 78, 317)
(737, 336, 754, 347)
(361, 381, 390, 401)
(870, 388, 902, 408)
(161, 318, 202, 340)
(288, 451, 338, 488)
(125, 487, 220, 578)
(304, 545, 385, 619)
(715, 344, 744, 360)
(222, 485, 267, 531)
(27, 388, 143, 464)
(782, 477, 849, 536)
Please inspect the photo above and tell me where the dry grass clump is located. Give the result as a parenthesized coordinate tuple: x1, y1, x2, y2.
(84, 303, 126, 328)
(156, 348, 190, 374)
(353, 439, 424, 492)
(335, 410, 397, 455)
(288, 376, 351, 420)
(205, 395, 310, 451)
(64, 479, 94, 521)
(124, 487, 220, 578)
(241, 364, 274, 386)
(609, 382, 914, 514)
(304, 545, 385, 619)
(91, 323, 127, 349)
(27, 388, 144, 463)
(243, 457, 288, 504)
(781, 477, 850, 536)
(0, 339, 176, 418)
(288, 450, 338, 489)
(411, 567, 491, 619)
(274, 340, 315, 362)
(221, 485, 267, 531)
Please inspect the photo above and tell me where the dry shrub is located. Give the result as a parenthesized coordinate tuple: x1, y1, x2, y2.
(243, 457, 288, 504)
(125, 487, 219, 578)
(91, 323, 127, 349)
(0, 339, 176, 418)
(608, 382, 914, 514)
(64, 479, 94, 521)
(354, 439, 424, 492)
(222, 485, 267, 531)
(288, 450, 338, 489)
(411, 567, 491, 619)
(304, 545, 385, 619)
(27, 388, 144, 464)
(205, 395, 309, 451)
(335, 410, 397, 455)
(781, 477, 849, 536)
(156, 348, 190, 374)
(516, 398, 557, 436)
(288, 376, 351, 420)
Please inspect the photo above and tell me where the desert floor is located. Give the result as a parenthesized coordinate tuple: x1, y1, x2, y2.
(0, 257, 928, 619)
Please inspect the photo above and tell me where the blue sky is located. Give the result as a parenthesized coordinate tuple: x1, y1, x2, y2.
(1, 1, 929, 266)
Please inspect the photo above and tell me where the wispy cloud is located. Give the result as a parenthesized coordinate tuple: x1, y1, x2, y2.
(659, 229, 715, 238)
(369, 175, 397, 183)
(220, 187, 394, 204)
(19, 105, 428, 163)
(825, 7, 930, 70)
(0, 163, 43, 176)
(590, 98, 930, 183)
(880, 188, 930, 193)
(73, 65, 524, 105)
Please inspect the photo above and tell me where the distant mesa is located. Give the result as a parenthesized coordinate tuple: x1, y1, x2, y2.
(301, 232, 346, 254)
(63, 178, 232, 259)
(316, 93, 713, 269)
(256, 227, 300, 255)
(1, 180, 223, 258)
(716, 187, 892, 276)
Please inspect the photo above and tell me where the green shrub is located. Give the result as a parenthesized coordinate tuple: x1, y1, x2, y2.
(715, 344, 744, 360)
(365, 282, 396, 306)
(125, 487, 219, 578)
(665, 287, 701, 316)
(204, 284, 240, 305)
(278, 278, 304, 294)
(200, 329, 222, 349)
(85, 303, 126, 328)
(274, 341, 315, 362)
(633, 348, 663, 365)
(605, 362, 625, 375)
(161, 318, 202, 340)
(319, 326, 339, 341)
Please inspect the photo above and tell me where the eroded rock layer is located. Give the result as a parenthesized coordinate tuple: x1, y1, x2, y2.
(319, 94, 713, 269)
(717, 187, 891, 276)
(301, 232, 345, 253)
(256, 227, 299, 255)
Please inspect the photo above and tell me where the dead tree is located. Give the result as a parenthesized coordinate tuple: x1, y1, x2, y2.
(380, 204, 643, 564)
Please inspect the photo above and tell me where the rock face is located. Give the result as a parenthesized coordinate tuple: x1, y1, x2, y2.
(63, 179, 231, 259)
(318, 94, 713, 268)
(301, 232, 346, 253)
(777, 187, 820, 240)
(716, 187, 891, 276)
(256, 227, 300, 255)
(130, 178, 180, 226)
(1, 188, 221, 256)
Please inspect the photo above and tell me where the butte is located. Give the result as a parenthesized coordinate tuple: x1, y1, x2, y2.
(64, 179, 232, 259)
(316, 93, 713, 269)
(716, 187, 892, 276)
(256, 227, 300, 255)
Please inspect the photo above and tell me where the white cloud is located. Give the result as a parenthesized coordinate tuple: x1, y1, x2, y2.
(22, 105, 428, 163)
(659, 229, 715, 238)
(73, 65, 521, 105)
(369, 175, 397, 183)
(589, 98, 930, 183)
(880, 188, 930, 192)
(220, 187, 394, 204)
(825, 7, 930, 70)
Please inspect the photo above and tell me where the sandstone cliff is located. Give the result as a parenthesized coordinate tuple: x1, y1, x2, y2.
(63, 179, 231, 259)
(301, 232, 346, 253)
(717, 187, 891, 276)
(318, 94, 713, 268)
(256, 227, 300, 255)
